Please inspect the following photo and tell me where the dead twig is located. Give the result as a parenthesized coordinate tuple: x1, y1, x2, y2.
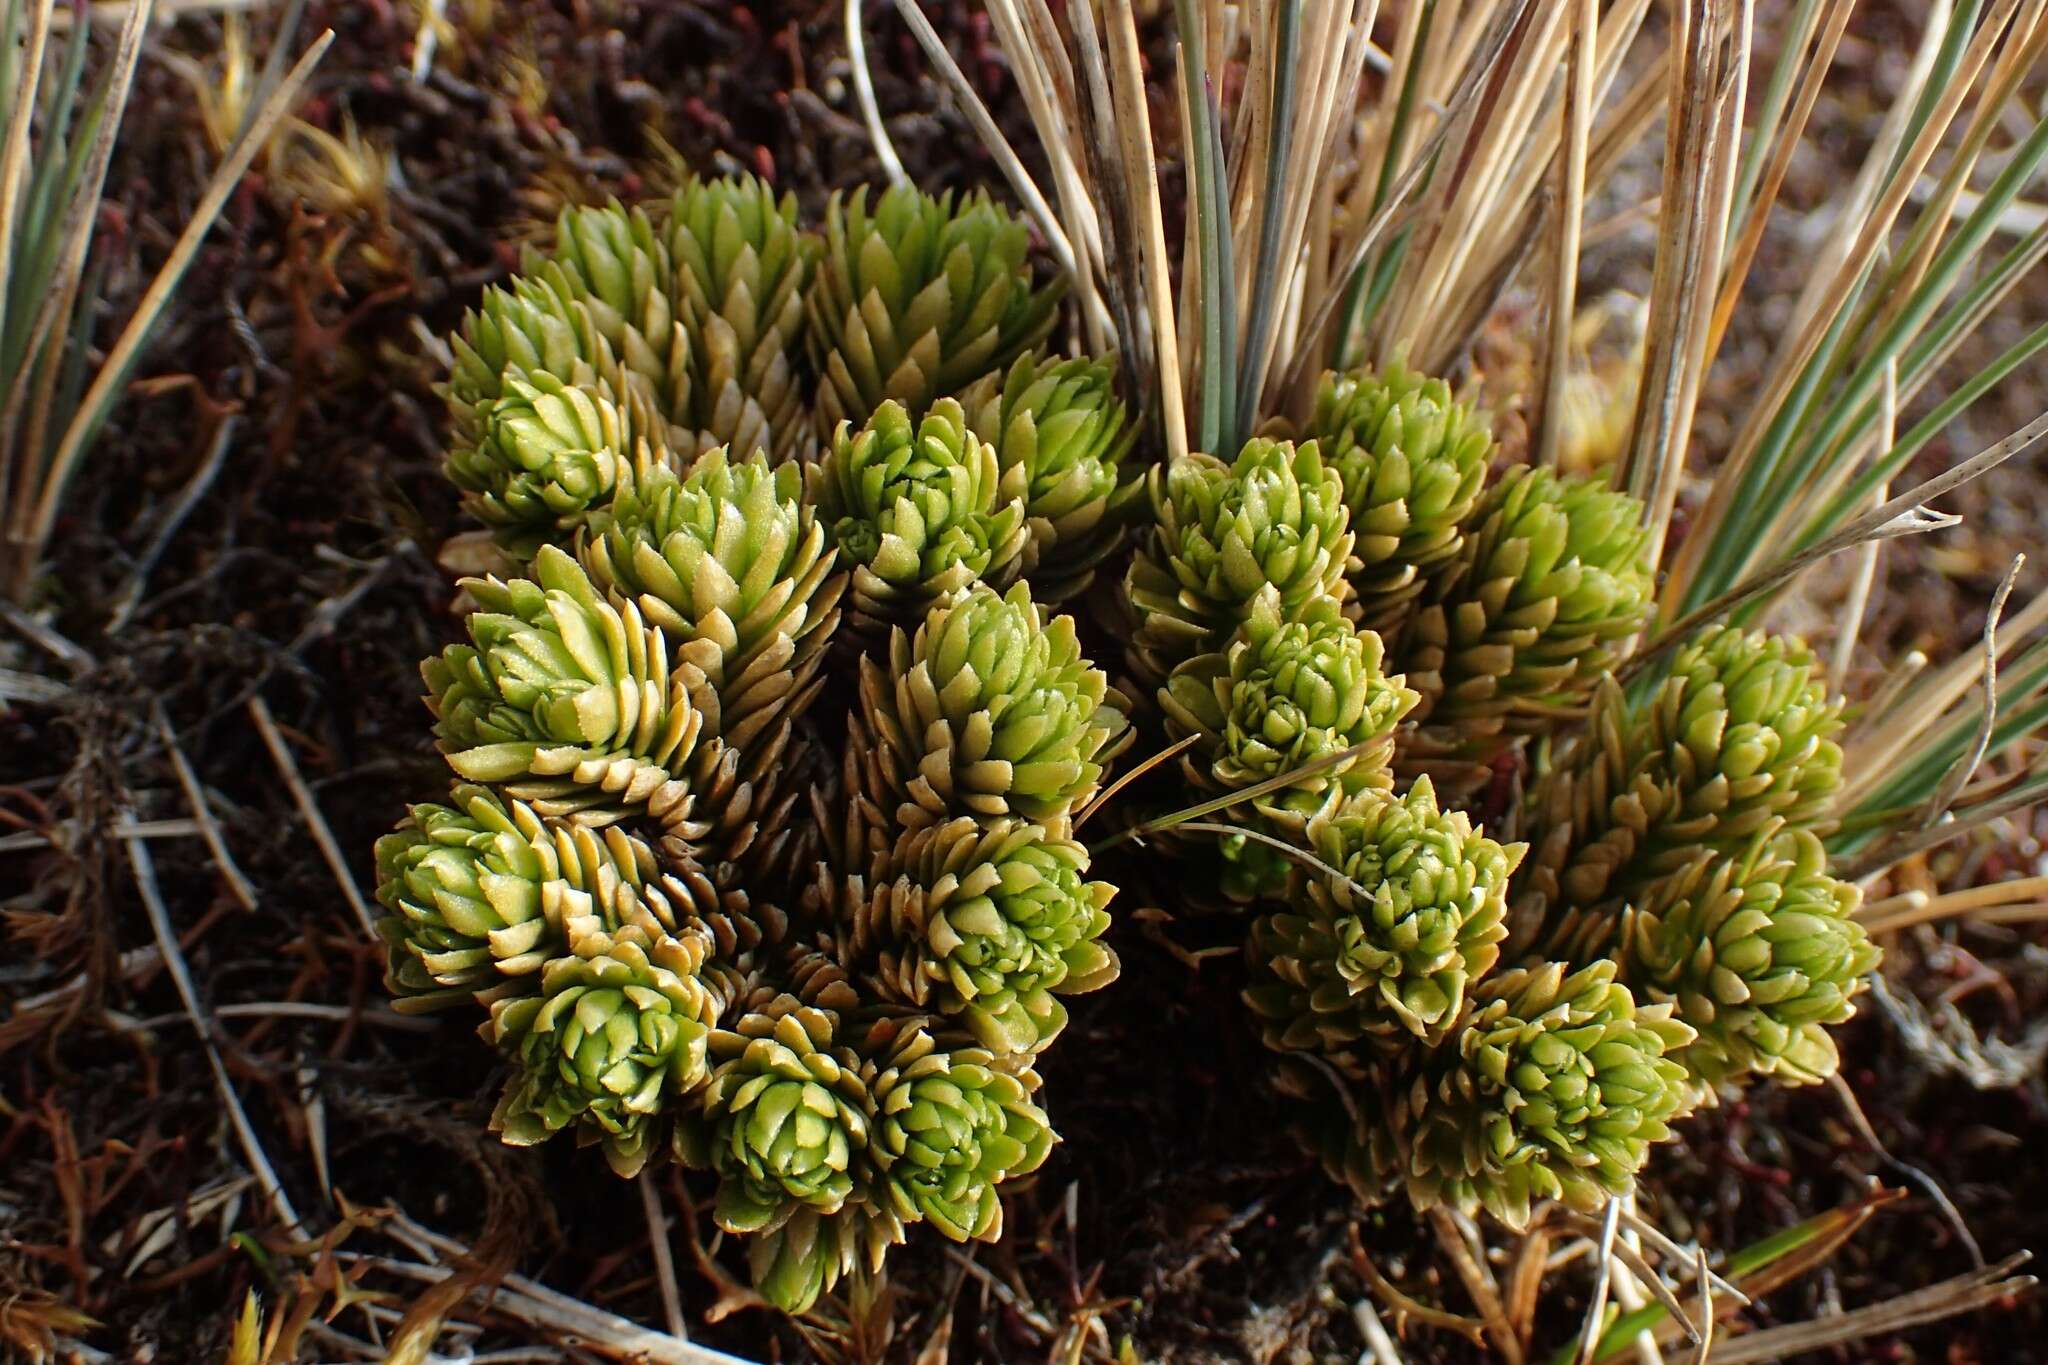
(641, 1171, 689, 1342)
(248, 695, 376, 937)
(127, 836, 303, 1235)
(156, 703, 259, 911)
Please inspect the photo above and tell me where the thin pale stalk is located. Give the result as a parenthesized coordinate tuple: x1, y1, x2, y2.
(1555, 1192, 1900, 1365)
(846, 0, 906, 186)
(1914, 555, 2025, 828)
(129, 838, 304, 1236)
(1706, 0, 1854, 364)
(1728, 0, 1829, 231)
(1618, 0, 1733, 533)
(1786, 0, 1959, 335)
(1841, 591, 2048, 797)
(1235, 0, 1299, 426)
(1290, 0, 1535, 391)
(1431, 1208, 1525, 1365)
(1395, 1, 1569, 361)
(1333, 0, 1434, 369)
(1063, 0, 1153, 403)
(888, 0, 1090, 315)
(1845, 768, 2048, 876)
(1226, 0, 1271, 278)
(1430, 185, 1550, 375)
(1832, 217, 2048, 481)
(1261, 0, 1379, 411)
(1172, 1, 1238, 451)
(1104, 0, 1188, 461)
(1575, 1199, 1624, 1365)
(1859, 874, 2048, 933)
(1828, 468, 1886, 692)
(1441, 0, 1652, 350)
(1095, 736, 1394, 850)
(1702, 1255, 2035, 1364)
(989, 6, 1109, 353)
(1667, 0, 1964, 607)
(1769, 52, 2048, 543)
(1534, 0, 1594, 468)
(1857, 0, 2047, 361)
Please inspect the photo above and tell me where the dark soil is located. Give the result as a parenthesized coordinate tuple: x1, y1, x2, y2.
(2, 3, 2043, 1362)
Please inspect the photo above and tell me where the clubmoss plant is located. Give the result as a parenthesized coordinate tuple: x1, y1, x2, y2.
(384, 184, 1127, 1315)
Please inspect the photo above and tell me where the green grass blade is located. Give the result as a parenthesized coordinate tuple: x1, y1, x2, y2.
(0, 0, 54, 376)
(1880, 0, 1984, 190)
(21, 29, 336, 579)
(1682, 279, 1868, 610)
(1729, 0, 1825, 231)
(1798, 218, 2048, 505)
(1766, 112, 2048, 533)
(1174, 0, 1235, 455)
(1236, 0, 1299, 428)
(1336, 0, 1436, 369)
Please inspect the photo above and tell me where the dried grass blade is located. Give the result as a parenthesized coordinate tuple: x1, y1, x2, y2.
(1621, 0, 1741, 559)
(3, 0, 152, 552)
(1062, 0, 1153, 399)
(1292, 0, 1537, 388)
(1104, 0, 1188, 461)
(1097, 735, 1394, 850)
(248, 693, 377, 938)
(1707, 0, 1853, 363)
(847, 0, 907, 186)
(989, 0, 1111, 352)
(1535, 0, 1594, 468)
(128, 837, 304, 1235)
(1703, 1255, 2035, 1364)
(888, 0, 1081, 287)
(1671, 0, 2020, 611)
(1555, 1191, 1903, 1365)
(1915, 555, 2023, 827)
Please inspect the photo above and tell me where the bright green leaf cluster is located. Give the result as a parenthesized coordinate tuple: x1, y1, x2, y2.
(815, 398, 1028, 648)
(1118, 362, 1876, 1234)
(1521, 624, 1847, 926)
(395, 176, 1896, 1319)
(1245, 777, 1521, 1054)
(1406, 464, 1655, 744)
(962, 352, 1140, 601)
(1614, 826, 1877, 1094)
(1392, 961, 1695, 1227)
(1308, 362, 1494, 636)
(1124, 436, 1355, 688)
(808, 184, 1064, 433)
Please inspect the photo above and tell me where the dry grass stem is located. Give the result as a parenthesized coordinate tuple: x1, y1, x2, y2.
(1702, 1254, 2035, 1363)
(127, 837, 305, 1235)
(845, 0, 907, 188)
(248, 695, 377, 937)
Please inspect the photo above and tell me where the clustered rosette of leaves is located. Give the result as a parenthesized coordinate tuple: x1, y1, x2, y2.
(1119, 366, 1879, 1228)
(390, 173, 1884, 1311)
(379, 178, 1136, 1312)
